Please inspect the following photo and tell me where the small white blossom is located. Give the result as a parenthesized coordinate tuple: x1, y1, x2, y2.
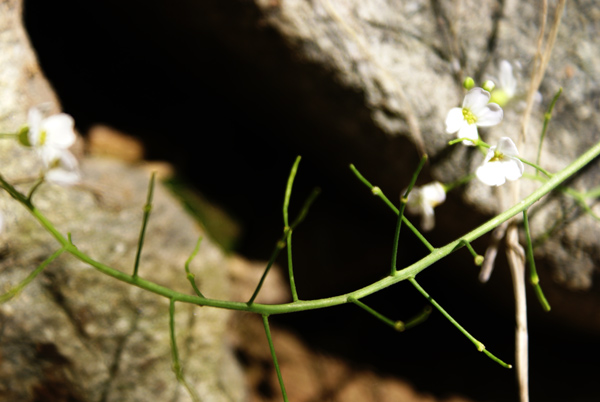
(445, 87, 503, 145)
(476, 137, 524, 186)
(490, 60, 517, 107)
(27, 107, 77, 168)
(405, 181, 446, 231)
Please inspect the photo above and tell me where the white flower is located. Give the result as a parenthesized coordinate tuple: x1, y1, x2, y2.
(445, 87, 503, 145)
(27, 107, 77, 168)
(490, 60, 517, 107)
(405, 181, 446, 231)
(476, 137, 524, 186)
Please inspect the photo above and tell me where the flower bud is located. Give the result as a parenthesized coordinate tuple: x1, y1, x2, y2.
(463, 77, 475, 90)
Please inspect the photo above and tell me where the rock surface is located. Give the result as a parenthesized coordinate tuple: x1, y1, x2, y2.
(0, 1, 246, 400)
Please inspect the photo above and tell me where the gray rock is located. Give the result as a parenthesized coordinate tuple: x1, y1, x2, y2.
(0, 1, 246, 400)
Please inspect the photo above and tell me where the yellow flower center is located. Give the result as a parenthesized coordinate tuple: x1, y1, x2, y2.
(462, 108, 477, 125)
(39, 130, 47, 146)
(489, 150, 504, 162)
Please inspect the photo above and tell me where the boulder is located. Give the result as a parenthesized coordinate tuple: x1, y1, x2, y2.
(0, 1, 246, 400)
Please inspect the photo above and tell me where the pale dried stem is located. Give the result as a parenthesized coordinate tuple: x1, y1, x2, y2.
(479, 221, 508, 282)
(520, 0, 566, 142)
(506, 224, 529, 402)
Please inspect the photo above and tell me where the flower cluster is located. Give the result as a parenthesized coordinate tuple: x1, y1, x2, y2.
(406, 61, 526, 231)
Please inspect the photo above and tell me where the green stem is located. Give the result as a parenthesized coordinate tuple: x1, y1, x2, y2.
(248, 186, 319, 305)
(247, 234, 287, 305)
(536, 87, 562, 170)
(348, 296, 402, 331)
(0, 247, 66, 303)
(517, 157, 553, 178)
(522, 210, 551, 312)
(133, 172, 156, 278)
(26, 176, 45, 203)
(169, 299, 200, 402)
(0, 133, 19, 139)
(283, 156, 301, 229)
(408, 277, 512, 368)
(1, 139, 598, 316)
(262, 315, 289, 402)
(403, 305, 433, 330)
(458, 239, 484, 266)
(184, 236, 205, 298)
(350, 164, 434, 252)
(391, 154, 428, 275)
(444, 173, 475, 192)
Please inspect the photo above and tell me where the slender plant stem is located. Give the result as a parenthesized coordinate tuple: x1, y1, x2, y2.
(348, 296, 402, 330)
(444, 173, 475, 192)
(169, 299, 200, 402)
(349, 164, 434, 252)
(517, 157, 553, 178)
(247, 234, 287, 305)
(262, 315, 288, 402)
(522, 210, 551, 311)
(391, 155, 428, 275)
(0, 139, 597, 320)
(248, 187, 320, 305)
(536, 88, 562, 170)
(459, 239, 484, 266)
(283, 156, 301, 229)
(133, 172, 156, 278)
(408, 277, 511, 368)
(0, 247, 66, 303)
(283, 157, 301, 301)
(403, 306, 433, 330)
(184, 236, 205, 298)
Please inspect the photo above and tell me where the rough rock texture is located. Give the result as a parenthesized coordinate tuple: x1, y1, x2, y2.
(0, 1, 246, 401)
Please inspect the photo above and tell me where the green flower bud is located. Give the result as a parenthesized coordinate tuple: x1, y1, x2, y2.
(463, 77, 475, 90)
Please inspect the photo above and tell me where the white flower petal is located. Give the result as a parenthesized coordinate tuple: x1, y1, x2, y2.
(445, 107, 465, 134)
(421, 182, 446, 206)
(502, 159, 524, 181)
(420, 205, 436, 232)
(475, 103, 503, 127)
(42, 114, 76, 148)
(458, 123, 479, 145)
(46, 169, 81, 186)
(496, 137, 519, 156)
(27, 107, 43, 145)
(405, 182, 446, 231)
(499, 60, 517, 98)
(476, 162, 507, 186)
(463, 88, 491, 114)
